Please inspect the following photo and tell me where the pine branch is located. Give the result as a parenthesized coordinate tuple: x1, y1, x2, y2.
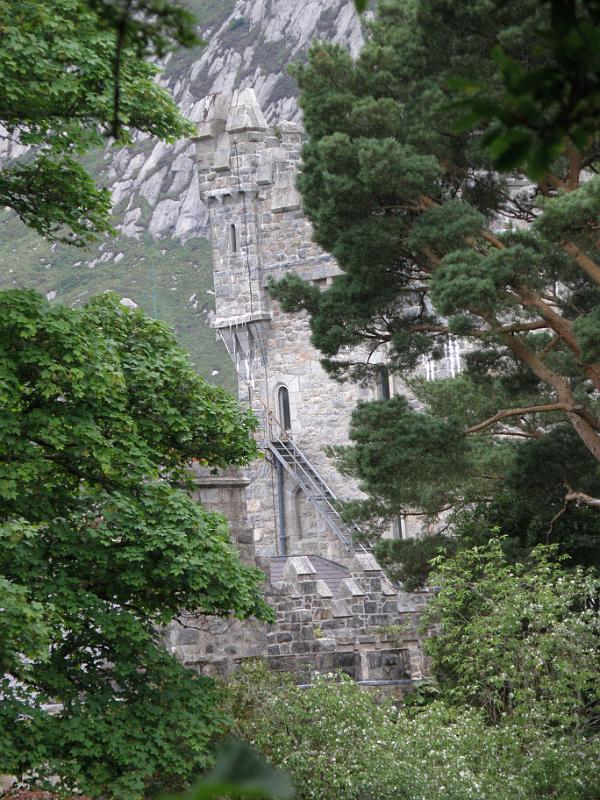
(463, 402, 570, 435)
(563, 483, 600, 509)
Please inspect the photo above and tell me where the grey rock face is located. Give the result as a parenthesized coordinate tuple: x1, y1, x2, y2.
(0, 1, 362, 244)
(106, 0, 363, 243)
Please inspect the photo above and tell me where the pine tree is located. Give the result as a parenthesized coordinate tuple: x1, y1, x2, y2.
(271, 0, 600, 562)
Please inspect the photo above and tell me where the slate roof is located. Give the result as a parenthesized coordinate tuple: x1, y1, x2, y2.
(269, 555, 349, 594)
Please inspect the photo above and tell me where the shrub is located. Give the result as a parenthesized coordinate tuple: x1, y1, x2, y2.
(228, 662, 600, 800)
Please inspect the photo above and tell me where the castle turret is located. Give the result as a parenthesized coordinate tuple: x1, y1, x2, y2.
(194, 91, 376, 563)
(163, 91, 432, 689)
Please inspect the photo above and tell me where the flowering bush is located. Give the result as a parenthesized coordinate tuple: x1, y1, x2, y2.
(422, 539, 600, 729)
(228, 662, 600, 800)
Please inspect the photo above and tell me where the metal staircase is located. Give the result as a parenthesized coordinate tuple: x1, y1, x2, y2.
(268, 428, 366, 553)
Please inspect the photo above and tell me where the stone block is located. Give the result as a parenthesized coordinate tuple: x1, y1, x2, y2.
(349, 552, 384, 574)
(297, 580, 318, 595)
(311, 637, 336, 653)
(335, 634, 356, 646)
(282, 556, 317, 579)
(319, 618, 340, 630)
(337, 578, 365, 598)
(331, 599, 352, 618)
(195, 93, 229, 141)
(227, 89, 268, 133)
(271, 184, 301, 213)
(292, 641, 311, 655)
(287, 609, 312, 624)
(177, 629, 199, 646)
(316, 579, 333, 598)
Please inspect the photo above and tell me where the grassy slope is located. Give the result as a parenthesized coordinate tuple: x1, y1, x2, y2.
(0, 211, 235, 390)
(0, 0, 237, 392)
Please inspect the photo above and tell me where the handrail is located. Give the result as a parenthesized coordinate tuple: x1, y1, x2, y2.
(254, 395, 370, 552)
(269, 435, 355, 549)
(273, 441, 345, 525)
(270, 423, 338, 499)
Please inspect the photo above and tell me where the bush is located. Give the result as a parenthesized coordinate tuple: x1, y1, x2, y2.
(422, 539, 600, 729)
(228, 662, 600, 800)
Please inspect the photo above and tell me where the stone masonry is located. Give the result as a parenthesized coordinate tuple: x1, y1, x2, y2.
(194, 89, 376, 562)
(164, 89, 432, 688)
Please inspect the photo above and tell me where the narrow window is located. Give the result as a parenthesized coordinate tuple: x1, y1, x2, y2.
(230, 223, 237, 252)
(278, 386, 291, 432)
(378, 366, 391, 400)
(394, 513, 406, 540)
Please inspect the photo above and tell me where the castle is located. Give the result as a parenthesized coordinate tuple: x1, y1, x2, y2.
(165, 89, 432, 688)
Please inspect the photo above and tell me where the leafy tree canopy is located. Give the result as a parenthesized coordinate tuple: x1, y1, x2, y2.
(272, 0, 600, 557)
(0, 0, 198, 245)
(0, 290, 272, 800)
(353, 0, 600, 178)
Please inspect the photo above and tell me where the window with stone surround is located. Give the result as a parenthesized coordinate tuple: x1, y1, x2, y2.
(277, 385, 291, 431)
(230, 223, 237, 252)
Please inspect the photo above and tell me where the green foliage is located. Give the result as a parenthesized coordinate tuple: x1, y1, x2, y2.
(479, 424, 600, 568)
(181, 740, 294, 800)
(0, 571, 50, 675)
(228, 660, 600, 800)
(450, 0, 600, 177)
(336, 395, 470, 514)
(0, 155, 114, 246)
(275, 0, 600, 543)
(423, 539, 600, 729)
(574, 305, 600, 363)
(346, 371, 600, 584)
(0, 0, 196, 244)
(0, 290, 271, 799)
(375, 534, 457, 591)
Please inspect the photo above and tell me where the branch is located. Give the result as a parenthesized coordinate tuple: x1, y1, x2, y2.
(173, 616, 235, 635)
(481, 428, 543, 439)
(539, 334, 562, 360)
(463, 402, 570, 435)
(565, 142, 582, 191)
(545, 494, 569, 542)
(562, 241, 600, 286)
(497, 320, 549, 333)
(563, 483, 600, 510)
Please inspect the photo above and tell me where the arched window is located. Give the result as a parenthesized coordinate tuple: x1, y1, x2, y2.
(277, 385, 291, 432)
(230, 224, 237, 252)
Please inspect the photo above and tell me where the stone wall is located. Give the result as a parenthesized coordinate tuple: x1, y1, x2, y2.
(166, 553, 430, 689)
(173, 88, 432, 688)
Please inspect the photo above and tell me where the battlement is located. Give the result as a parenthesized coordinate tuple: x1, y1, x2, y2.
(194, 89, 303, 213)
(193, 90, 340, 327)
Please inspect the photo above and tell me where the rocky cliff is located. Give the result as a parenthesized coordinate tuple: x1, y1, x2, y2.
(0, 0, 362, 389)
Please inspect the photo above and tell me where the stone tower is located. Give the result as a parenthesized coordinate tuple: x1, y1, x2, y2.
(164, 90, 432, 685)
(194, 89, 385, 566)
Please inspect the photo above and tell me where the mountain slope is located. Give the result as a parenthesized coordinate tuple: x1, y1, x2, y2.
(0, 0, 362, 392)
